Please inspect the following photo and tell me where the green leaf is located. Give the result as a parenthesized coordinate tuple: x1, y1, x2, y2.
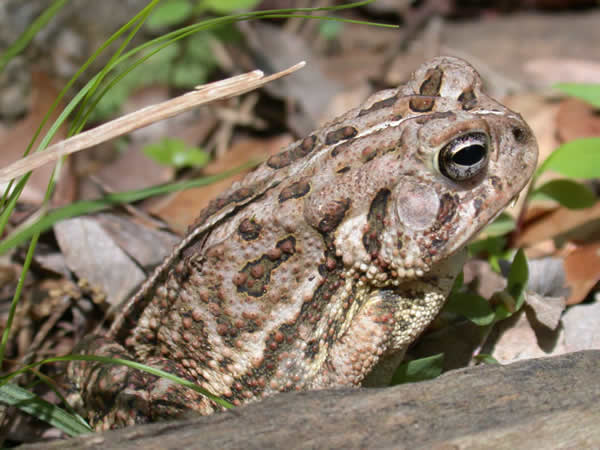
(506, 249, 529, 312)
(390, 354, 444, 385)
(171, 32, 218, 87)
(450, 271, 464, 294)
(0, 0, 68, 73)
(474, 354, 500, 365)
(532, 179, 596, 209)
(469, 235, 506, 255)
(172, 61, 212, 87)
(493, 300, 513, 322)
(200, 0, 261, 14)
(481, 212, 516, 237)
(0, 383, 91, 436)
(319, 20, 343, 40)
(143, 138, 210, 168)
(444, 292, 495, 326)
(554, 82, 600, 109)
(536, 138, 600, 179)
(146, 0, 194, 29)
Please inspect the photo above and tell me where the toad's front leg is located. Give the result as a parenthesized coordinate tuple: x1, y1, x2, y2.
(314, 250, 466, 388)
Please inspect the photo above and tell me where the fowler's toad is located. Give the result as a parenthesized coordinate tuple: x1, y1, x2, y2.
(67, 57, 538, 429)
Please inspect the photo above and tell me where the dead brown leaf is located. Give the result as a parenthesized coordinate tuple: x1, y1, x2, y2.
(0, 72, 70, 205)
(516, 201, 600, 248)
(95, 213, 179, 268)
(556, 98, 600, 143)
(53, 217, 145, 307)
(488, 310, 566, 364)
(564, 241, 600, 305)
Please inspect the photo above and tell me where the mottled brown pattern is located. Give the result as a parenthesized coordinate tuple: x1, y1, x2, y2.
(435, 192, 459, 228)
(490, 176, 503, 190)
(420, 68, 443, 96)
(458, 87, 478, 110)
(235, 236, 296, 297)
(363, 189, 390, 256)
(67, 57, 538, 431)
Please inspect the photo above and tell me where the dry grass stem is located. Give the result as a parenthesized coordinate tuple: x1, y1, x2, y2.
(0, 61, 306, 182)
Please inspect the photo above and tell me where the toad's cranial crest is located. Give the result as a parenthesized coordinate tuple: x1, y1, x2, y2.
(66, 56, 538, 430)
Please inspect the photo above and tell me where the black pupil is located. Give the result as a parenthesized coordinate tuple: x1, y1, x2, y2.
(453, 145, 485, 166)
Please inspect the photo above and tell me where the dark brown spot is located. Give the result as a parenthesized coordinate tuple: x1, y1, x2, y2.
(325, 126, 358, 145)
(458, 87, 478, 110)
(409, 97, 435, 112)
(336, 166, 351, 174)
(267, 153, 290, 169)
(238, 218, 262, 240)
(420, 68, 443, 96)
(230, 186, 254, 202)
(435, 192, 459, 227)
(304, 339, 319, 358)
(512, 126, 527, 143)
(301, 135, 317, 152)
(361, 146, 378, 162)
(358, 95, 398, 116)
(363, 189, 390, 255)
(279, 238, 295, 254)
(490, 176, 503, 190)
(279, 179, 311, 203)
(317, 198, 351, 233)
(236, 237, 296, 297)
(430, 237, 448, 250)
(267, 135, 317, 169)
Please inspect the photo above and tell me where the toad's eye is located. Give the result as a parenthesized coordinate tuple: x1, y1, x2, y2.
(438, 132, 489, 181)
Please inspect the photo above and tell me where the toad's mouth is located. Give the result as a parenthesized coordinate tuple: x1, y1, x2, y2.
(444, 183, 528, 260)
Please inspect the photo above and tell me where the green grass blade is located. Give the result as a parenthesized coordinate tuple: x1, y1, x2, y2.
(0, 383, 92, 436)
(0, 162, 256, 255)
(1, 355, 234, 411)
(70, 3, 157, 134)
(0, 229, 39, 362)
(0, 0, 68, 73)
